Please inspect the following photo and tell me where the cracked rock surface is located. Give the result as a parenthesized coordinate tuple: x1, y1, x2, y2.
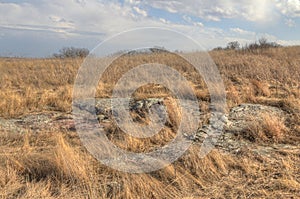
(0, 99, 297, 156)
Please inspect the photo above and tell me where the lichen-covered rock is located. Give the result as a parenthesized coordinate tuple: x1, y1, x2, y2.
(0, 101, 291, 155)
(0, 112, 75, 133)
(190, 103, 288, 153)
(227, 103, 285, 134)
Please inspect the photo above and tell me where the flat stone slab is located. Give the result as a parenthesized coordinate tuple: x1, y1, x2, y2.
(0, 101, 293, 155)
(227, 103, 285, 133)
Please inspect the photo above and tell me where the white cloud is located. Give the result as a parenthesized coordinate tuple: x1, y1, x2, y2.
(183, 15, 204, 27)
(276, 0, 300, 17)
(230, 28, 255, 35)
(133, 6, 147, 17)
(241, 0, 277, 22)
(146, 1, 181, 13)
(0, 0, 299, 57)
(227, 28, 256, 46)
(0, 0, 225, 55)
(205, 15, 221, 22)
(194, 22, 204, 27)
(285, 18, 296, 27)
(143, 0, 277, 22)
(278, 39, 300, 46)
(0, 0, 148, 36)
(159, 18, 168, 24)
(125, 0, 141, 5)
(48, 16, 75, 29)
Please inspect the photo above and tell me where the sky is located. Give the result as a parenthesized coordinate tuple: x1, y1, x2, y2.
(0, 0, 300, 57)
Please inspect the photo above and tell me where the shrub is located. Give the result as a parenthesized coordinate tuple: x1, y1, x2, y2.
(226, 41, 240, 50)
(242, 37, 282, 52)
(53, 47, 89, 58)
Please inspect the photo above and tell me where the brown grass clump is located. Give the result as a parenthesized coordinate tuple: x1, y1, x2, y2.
(251, 79, 271, 97)
(245, 113, 287, 143)
(260, 113, 287, 141)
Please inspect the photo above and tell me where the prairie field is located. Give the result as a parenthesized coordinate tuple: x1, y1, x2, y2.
(0, 47, 299, 198)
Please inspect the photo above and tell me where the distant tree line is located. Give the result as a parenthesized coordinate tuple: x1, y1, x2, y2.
(53, 38, 282, 58)
(213, 37, 282, 52)
(53, 47, 89, 58)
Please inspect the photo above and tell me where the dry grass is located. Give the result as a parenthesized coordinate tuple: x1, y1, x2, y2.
(0, 58, 78, 118)
(244, 113, 287, 143)
(0, 46, 299, 198)
(0, 132, 299, 198)
(1, 47, 299, 118)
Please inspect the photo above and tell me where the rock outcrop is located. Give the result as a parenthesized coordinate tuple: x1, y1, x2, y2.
(0, 99, 293, 156)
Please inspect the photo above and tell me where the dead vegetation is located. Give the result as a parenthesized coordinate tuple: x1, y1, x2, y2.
(0, 46, 299, 198)
(0, 131, 299, 198)
(243, 113, 287, 143)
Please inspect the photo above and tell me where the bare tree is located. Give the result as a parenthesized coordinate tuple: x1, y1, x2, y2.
(258, 37, 268, 48)
(226, 41, 240, 50)
(53, 47, 89, 58)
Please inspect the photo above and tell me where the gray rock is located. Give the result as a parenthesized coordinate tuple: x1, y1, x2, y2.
(190, 103, 288, 153)
(228, 103, 285, 133)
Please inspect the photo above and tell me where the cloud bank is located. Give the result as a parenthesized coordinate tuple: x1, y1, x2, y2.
(0, 0, 299, 56)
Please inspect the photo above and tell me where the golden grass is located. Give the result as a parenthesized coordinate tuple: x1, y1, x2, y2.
(0, 46, 299, 198)
(0, 58, 77, 118)
(0, 132, 299, 198)
(245, 113, 287, 143)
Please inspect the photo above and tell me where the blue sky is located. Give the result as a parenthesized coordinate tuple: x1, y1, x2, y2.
(0, 0, 299, 57)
